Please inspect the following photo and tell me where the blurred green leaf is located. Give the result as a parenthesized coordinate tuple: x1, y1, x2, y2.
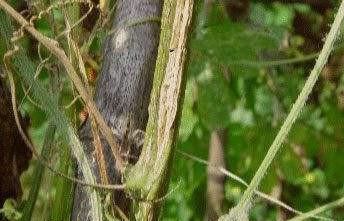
(0, 199, 22, 220)
(179, 79, 198, 142)
(197, 64, 232, 130)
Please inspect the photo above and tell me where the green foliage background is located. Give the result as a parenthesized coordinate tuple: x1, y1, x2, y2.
(1, 0, 344, 220)
(165, 1, 344, 220)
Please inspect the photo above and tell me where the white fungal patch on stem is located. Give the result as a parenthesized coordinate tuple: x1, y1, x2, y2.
(114, 28, 128, 49)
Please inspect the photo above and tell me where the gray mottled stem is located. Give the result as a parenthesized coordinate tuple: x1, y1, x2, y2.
(72, 0, 163, 220)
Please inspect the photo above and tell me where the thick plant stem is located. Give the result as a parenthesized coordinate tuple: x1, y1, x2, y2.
(73, 1, 163, 219)
(125, 0, 195, 220)
(219, 1, 344, 220)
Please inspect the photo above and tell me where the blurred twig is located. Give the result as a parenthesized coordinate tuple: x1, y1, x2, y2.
(177, 150, 333, 221)
(288, 197, 344, 221)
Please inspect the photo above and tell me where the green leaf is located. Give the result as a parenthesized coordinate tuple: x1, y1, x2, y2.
(197, 64, 232, 130)
(0, 199, 22, 220)
(179, 79, 198, 142)
(230, 101, 254, 126)
(278, 147, 306, 185)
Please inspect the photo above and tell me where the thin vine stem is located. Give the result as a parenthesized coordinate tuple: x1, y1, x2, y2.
(0, 0, 125, 171)
(227, 52, 319, 67)
(3, 39, 125, 191)
(221, 1, 344, 220)
(288, 196, 344, 221)
(177, 150, 333, 221)
(0, 1, 125, 192)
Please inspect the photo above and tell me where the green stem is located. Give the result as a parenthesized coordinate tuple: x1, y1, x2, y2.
(20, 123, 56, 221)
(288, 196, 344, 221)
(49, 143, 74, 221)
(227, 53, 318, 67)
(125, 0, 195, 220)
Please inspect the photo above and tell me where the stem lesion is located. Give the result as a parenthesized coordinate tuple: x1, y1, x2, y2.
(125, 0, 195, 219)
